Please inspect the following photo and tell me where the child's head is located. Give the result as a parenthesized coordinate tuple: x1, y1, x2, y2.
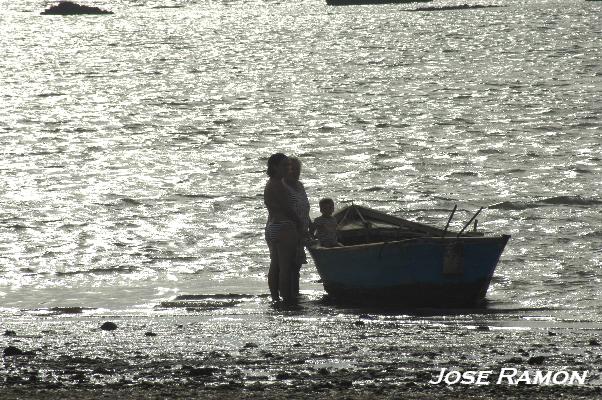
(319, 198, 335, 217)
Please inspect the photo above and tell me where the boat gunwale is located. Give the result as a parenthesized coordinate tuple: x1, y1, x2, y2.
(308, 234, 511, 253)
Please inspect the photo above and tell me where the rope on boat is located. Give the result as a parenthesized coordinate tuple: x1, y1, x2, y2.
(457, 207, 483, 237)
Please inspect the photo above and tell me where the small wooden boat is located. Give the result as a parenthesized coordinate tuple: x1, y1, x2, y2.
(308, 205, 510, 307)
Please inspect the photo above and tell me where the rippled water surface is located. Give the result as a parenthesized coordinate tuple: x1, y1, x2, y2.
(0, 0, 600, 328)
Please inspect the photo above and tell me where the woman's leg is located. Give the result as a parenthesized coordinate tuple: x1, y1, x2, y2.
(292, 263, 300, 297)
(294, 245, 306, 297)
(276, 225, 299, 303)
(267, 242, 280, 301)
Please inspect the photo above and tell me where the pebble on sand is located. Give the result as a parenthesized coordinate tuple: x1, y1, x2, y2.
(100, 321, 118, 331)
(276, 371, 292, 380)
(183, 365, 219, 377)
(588, 338, 600, 346)
(527, 355, 546, 365)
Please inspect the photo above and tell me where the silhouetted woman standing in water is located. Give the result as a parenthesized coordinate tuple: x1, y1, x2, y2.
(284, 157, 311, 297)
(264, 153, 301, 304)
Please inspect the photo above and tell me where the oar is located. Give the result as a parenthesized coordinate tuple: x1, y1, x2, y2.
(457, 207, 483, 237)
(442, 204, 457, 237)
(337, 207, 352, 228)
(348, 204, 369, 226)
(354, 205, 368, 226)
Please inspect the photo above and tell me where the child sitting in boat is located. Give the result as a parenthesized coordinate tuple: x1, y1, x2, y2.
(311, 198, 343, 248)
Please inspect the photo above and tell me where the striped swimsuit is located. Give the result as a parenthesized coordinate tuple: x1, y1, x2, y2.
(284, 182, 310, 264)
(284, 182, 311, 233)
(264, 219, 294, 244)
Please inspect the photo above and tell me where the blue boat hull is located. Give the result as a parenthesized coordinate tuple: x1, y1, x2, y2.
(308, 235, 510, 307)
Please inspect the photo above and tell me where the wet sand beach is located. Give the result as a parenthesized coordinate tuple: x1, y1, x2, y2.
(1, 387, 599, 400)
(2, 294, 602, 399)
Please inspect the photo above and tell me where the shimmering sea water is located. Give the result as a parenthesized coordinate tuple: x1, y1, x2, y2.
(0, 0, 601, 329)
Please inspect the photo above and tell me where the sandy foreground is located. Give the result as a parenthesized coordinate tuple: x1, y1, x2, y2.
(1, 303, 602, 400)
(0, 386, 600, 400)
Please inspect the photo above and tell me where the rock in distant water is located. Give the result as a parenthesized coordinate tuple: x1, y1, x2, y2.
(100, 321, 118, 331)
(412, 4, 503, 12)
(41, 1, 113, 15)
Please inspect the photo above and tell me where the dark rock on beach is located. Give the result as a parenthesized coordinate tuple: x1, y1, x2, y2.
(183, 365, 220, 377)
(275, 371, 292, 380)
(100, 321, 118, 331)
(4, 330, 17, 337)
(260, 350, 276, 358)
(41, 1, 113, 15)
(527, 355, 546, 365)
(588, 338, 600, 346)
(3, 346, 24, 356)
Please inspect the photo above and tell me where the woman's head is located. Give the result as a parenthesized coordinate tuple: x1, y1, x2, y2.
(266, 153, 289, 178)
(287, 157, 302, 182)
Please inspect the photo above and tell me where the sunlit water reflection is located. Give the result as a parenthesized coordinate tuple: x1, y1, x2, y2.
(0, 0, 600, 331)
